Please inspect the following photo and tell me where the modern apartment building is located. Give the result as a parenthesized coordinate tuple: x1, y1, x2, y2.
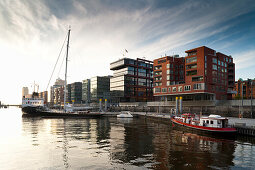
(71, 82, 82, 104)
(50, 78, 65, 105)
(110, 58, 153, 103)
(53, 86, 64, 105)
(233, 79, 255, 99)
(90, 76, 111, 103)
(82, 79, 91, 104)
(153, 46, 235, 101)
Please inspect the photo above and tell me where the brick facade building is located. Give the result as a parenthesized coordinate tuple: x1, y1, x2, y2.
(233, 79, 255, 99)
(153, 46, 235, 101)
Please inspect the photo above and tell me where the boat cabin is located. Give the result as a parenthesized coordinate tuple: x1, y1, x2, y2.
(199, 115, 229, 128)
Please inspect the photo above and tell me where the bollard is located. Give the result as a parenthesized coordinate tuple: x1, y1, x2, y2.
(176, 97, 179, 115)
(99, 99, 102, 112)
(179, 96, 183, 114)
(105, 99, 107, 112)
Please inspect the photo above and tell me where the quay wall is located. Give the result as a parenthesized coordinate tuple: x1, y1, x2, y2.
(109, 99, 255, 118)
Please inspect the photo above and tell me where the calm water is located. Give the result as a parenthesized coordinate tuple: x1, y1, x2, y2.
(0, 107, 255, 170)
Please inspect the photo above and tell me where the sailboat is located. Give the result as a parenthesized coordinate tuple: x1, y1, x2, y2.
(22, 28, 103, 118)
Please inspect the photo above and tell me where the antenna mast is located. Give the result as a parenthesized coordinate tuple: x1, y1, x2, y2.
(64, 27, 71, 112)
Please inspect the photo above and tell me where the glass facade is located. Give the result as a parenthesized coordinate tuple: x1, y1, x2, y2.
(71, 82, 82, 104)
(82, 79, 91, 103)
(90, 76, 110, 102)
(110, 58, 153, 103)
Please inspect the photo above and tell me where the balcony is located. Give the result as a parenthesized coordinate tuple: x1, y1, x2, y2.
(110, 59, 125, 70)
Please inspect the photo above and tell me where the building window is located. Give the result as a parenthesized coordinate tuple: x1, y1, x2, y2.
(186, 63, 197, 70)
(192, 76, 203, 82)
(154, 77, 162, 81)
(212, 64, 217, 70)
(186, 56, 197, 64)
(162, 88, 167, 93)
(184, 85, 191, 91)
(193, 83, 204, 90)
(154, 71, 162, 76)
(154, 65, 162, 70)
(178, 86, 182, 92)
(158, 59, 166, 64)
(155, 82, 162, 86)
(186, 70, 197, 76)
(172, 87, 177, 92)
(188, 51, 197, 56)
(154, 88, 161, 93)
(212, 58, 217, 64)
(167, 70, 173, 74)
(168, 87, 171, 92)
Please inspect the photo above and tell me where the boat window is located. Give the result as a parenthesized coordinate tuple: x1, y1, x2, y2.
(217, 120, 221, 124)
(206, 120, 209, 124)
(210, 120, 213, 124)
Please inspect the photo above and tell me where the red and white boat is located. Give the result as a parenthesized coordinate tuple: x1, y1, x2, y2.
(171, 113, 236, 134)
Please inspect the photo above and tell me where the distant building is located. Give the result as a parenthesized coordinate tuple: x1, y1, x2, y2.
(233, 79, 255, 99)
(153, 46, 235, 101)
(55, 78, 65, 86)
(110, 58, 153, 103)
(50, 78, 65, 105)
(67, 84, 72, 104)
(22, 87, 29, 98)
(71, 82, 82, 104)
(53, 86, 64, 105)
(82, 79, 91, 104)
(39, 91, 48, 104)
(91, 76, 111, 103)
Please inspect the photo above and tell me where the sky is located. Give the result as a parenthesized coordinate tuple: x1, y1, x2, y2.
(0, 0, 255, 104)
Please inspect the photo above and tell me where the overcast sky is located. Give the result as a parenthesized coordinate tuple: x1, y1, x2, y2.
(0, 0, 255, 104)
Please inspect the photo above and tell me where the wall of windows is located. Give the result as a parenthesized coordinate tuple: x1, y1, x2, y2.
(186, 56, 197, 64)
(186, 70, 197, 76)
(184, 85, 191, 91)
(186, 63, 197, 69)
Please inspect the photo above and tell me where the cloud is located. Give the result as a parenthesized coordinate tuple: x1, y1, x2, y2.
(0, 0, 255, 103)
(234, 50, 255, 69)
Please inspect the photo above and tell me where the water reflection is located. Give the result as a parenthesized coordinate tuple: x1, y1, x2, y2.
(0, 108, 255, 169)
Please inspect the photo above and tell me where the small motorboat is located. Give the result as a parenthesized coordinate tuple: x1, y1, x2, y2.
(117, 111, 133, 118)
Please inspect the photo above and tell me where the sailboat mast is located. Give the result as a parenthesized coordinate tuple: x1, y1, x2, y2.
(64, 28, 71, 111)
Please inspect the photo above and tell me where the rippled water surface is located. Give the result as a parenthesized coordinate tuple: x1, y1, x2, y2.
(0, 107, 255, 169)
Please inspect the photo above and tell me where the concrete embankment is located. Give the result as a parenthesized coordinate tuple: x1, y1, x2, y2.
(109, 99, 255, 118)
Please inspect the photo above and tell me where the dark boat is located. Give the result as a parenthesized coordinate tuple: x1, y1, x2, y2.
(22, 105, 103, 118)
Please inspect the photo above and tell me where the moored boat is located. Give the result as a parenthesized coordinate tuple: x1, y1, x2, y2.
(171, 113, 236, 134)
(22, 28, 103, 119)
(117, 111, 133, 118)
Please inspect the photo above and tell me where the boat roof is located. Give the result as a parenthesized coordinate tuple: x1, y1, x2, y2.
(201, 115, 227, 120)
